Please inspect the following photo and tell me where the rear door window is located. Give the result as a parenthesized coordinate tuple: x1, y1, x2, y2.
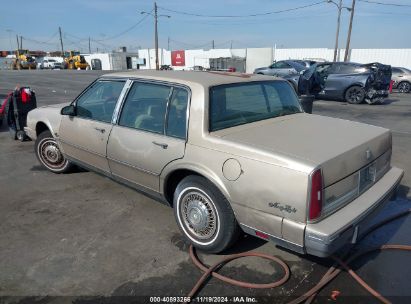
(119, 82, 171, 134)
(166, 88, 189, 139)
(392, 68, 403, 74)
(271, 61, 291, 69)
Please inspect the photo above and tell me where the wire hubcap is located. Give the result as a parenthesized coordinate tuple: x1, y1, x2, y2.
(40, 139, 66, 168)
(181, 191, 217, 240)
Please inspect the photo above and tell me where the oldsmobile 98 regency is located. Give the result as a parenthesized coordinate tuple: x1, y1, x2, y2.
(24, 71, 404, 257)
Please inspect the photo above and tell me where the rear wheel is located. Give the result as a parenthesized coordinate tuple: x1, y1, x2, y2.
(35, 130, 73, 173)
(16, 130, 27, 142)
(345, 86, 365, 104)
(174, 175, 240, 253)
(397, 81, 411, 93)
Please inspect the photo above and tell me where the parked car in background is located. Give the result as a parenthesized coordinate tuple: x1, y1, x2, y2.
(391, 67, 411, 93)
(292, 59, 318, 68)
(39, 58, 64, 70)
(287, 62, 392, 104)
(160, 65, 173, 70)
(24, 71, 403, 257)
(254, 60, 306, 77)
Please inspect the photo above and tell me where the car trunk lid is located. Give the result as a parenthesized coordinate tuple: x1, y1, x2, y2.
(212, 113, 391, 187)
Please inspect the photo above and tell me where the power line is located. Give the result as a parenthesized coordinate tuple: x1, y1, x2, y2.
(19, 31, 59, 46)
(158, 1, 325, 18)
(22, 36, 57, 46)
(358, 0, 411, 7)
(95, 9, 153, 41)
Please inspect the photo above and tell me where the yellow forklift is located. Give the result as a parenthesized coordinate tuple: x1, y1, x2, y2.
(11, 50, 37, 70)
(64, 51, 89, 70)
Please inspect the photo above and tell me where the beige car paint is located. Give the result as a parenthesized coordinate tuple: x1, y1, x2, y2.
(59, 116, 113, 173)
(25, 71, 404, 256)
(107, 125, 186, 192)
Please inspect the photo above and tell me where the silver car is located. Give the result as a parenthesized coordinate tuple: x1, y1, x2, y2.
(254, 60, 306, 77)
(25, 71, 403, 257)
(391, 67, 411, 93)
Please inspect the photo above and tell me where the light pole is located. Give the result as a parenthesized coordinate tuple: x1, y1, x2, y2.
(141, 2, 170, 70)
(327, 0, 351, 62)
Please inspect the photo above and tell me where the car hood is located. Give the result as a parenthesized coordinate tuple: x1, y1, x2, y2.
(40, 102, 70, 109)
(212, 113, 391, 187)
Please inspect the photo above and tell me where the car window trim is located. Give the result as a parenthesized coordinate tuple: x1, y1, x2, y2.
(114, 78, 191, 141)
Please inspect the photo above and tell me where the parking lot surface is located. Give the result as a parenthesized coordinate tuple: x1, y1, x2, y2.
(0, 70, 410, 303)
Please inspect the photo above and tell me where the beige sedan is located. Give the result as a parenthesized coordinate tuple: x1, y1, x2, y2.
(25, 71, 403, 257)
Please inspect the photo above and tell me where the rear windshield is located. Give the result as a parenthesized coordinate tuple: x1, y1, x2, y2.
(209, 81, 302, 131)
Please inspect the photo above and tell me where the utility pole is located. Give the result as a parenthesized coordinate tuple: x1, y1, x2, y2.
(154, 2, 159, 70)
(167, 37, 170, 51)
(141, 4, 170, 70)
(16, 35, 19, 49)
(327, 0, 352, 62)
(20, 36, 23, 49)
(89, 37, 91, 53)
(344, 0, 356, 62)
(230, 40, 233, 49)
(333, 0, 342, 62)
(212, 40, 215, 49)
(59, 26, 64, 56)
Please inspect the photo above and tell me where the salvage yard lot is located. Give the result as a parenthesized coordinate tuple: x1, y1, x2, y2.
(0, 70, 410, 302)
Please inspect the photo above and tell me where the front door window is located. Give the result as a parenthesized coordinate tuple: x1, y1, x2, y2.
(76, 80, 125, 123)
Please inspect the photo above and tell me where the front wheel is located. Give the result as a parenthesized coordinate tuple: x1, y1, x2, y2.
(397, 81, 411, 93)
(16, 130, 27, 142)
(35, 130, 73, 173)
(345, 86, 365, 104)
(174, 176, 240, 253)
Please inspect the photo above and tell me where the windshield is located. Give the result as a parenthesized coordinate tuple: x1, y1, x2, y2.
(209, 81, 302, 131)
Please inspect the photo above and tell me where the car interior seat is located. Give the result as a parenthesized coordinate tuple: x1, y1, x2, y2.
(135, 104, 165, 133)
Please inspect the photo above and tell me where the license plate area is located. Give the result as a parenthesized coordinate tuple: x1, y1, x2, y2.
(359, 163, 376, 193)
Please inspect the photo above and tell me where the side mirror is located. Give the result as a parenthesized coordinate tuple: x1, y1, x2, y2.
(61, 105, 76, 116)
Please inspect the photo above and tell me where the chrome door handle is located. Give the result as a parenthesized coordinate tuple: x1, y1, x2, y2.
(94, 127, 105, 133)
(152, 141, 168, 149)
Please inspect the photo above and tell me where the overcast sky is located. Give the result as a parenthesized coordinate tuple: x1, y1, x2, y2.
(0, 0, 411, 52)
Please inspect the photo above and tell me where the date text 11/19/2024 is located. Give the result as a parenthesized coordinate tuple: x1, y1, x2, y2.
(149, 296, 258, 303)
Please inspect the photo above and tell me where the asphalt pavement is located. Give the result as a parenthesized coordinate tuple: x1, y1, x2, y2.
(0, 70, 410, 303)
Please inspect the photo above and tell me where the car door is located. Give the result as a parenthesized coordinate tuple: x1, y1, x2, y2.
(107, 81, 189, 193)
(315, 63, 340, 98)
(58, 79, 127, 173)
(391, 67, 404, 85)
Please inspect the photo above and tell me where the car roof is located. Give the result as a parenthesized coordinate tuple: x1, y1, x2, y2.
(102, 70, 279, 87)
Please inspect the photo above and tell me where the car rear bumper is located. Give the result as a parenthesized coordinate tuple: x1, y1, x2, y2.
(304, 166, 404, 257)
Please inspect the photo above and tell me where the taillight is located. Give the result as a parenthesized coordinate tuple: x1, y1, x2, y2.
(309, 169, 323, 221)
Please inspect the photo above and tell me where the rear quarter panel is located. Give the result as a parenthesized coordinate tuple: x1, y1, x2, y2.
(161, 143, 310, 241)
(323, 74, 368, 100)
